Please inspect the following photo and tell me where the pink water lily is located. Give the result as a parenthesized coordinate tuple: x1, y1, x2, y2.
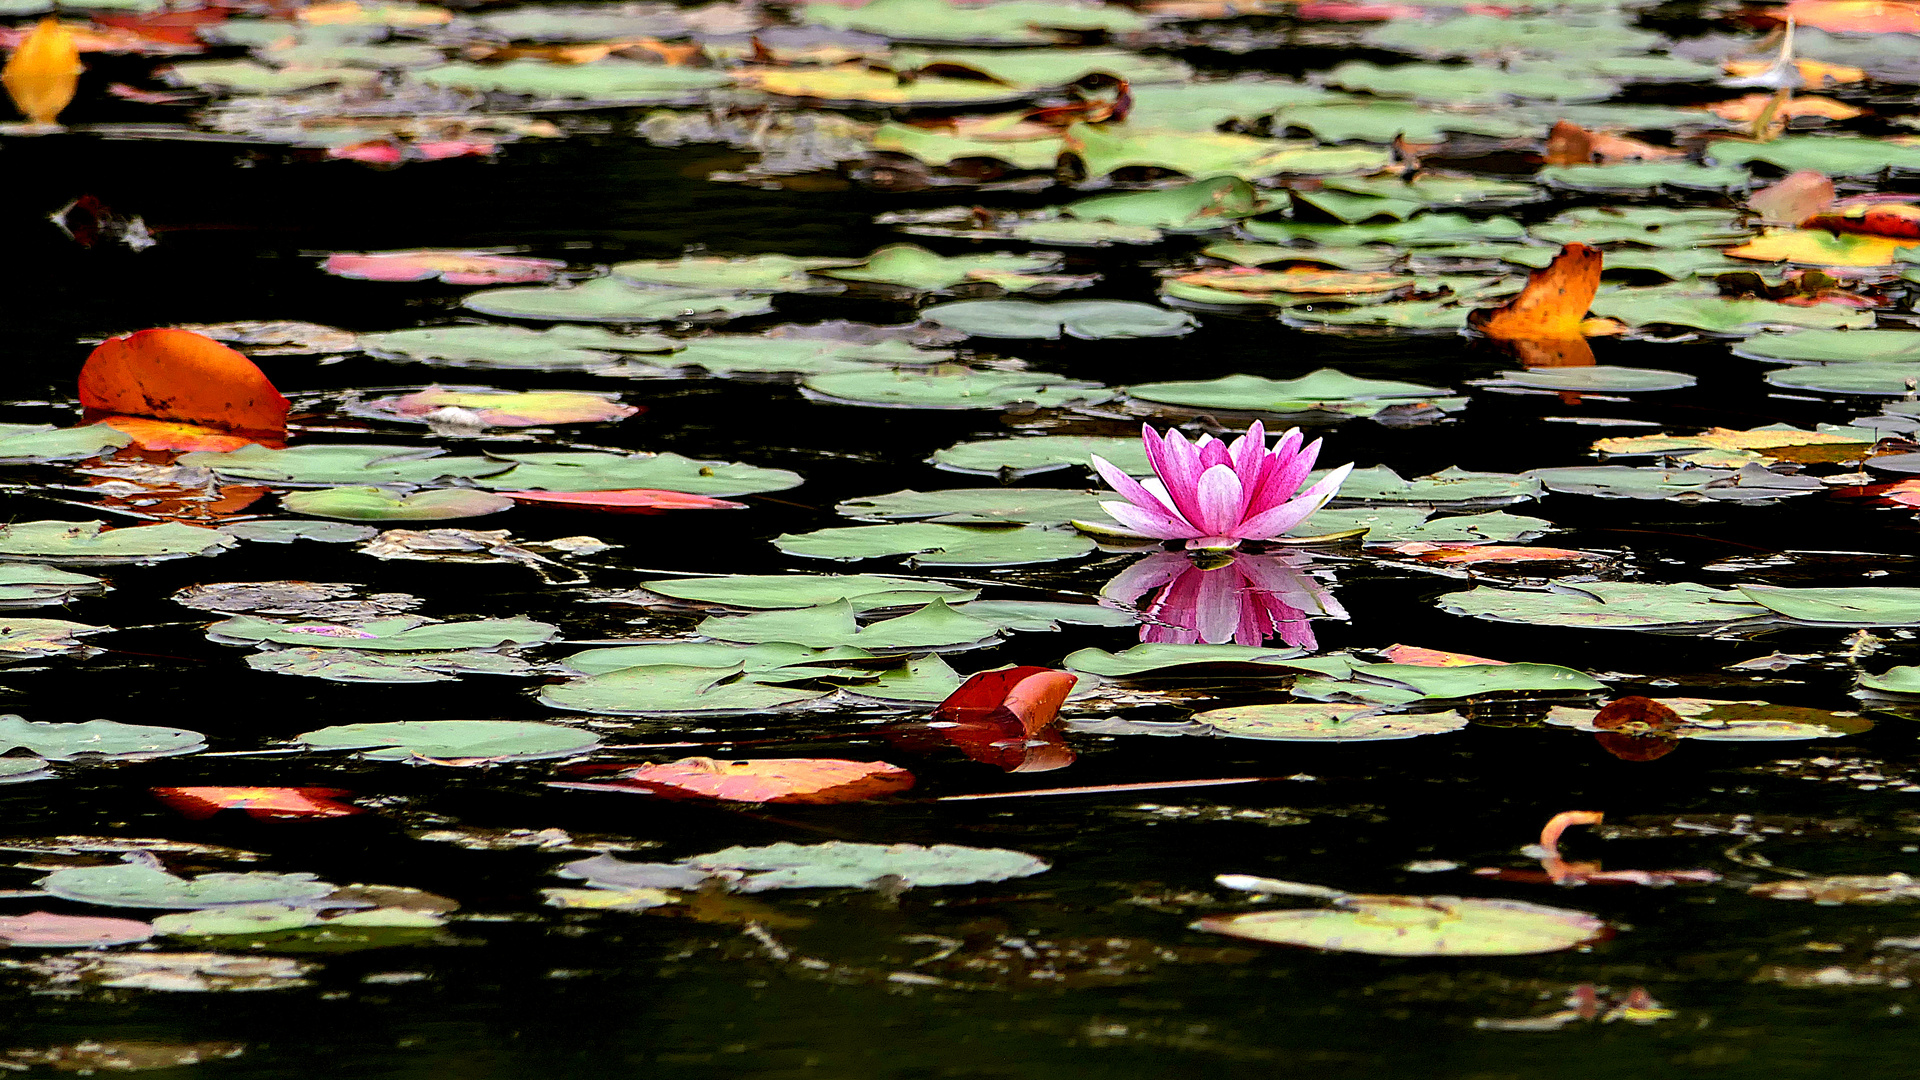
(1092, 422, 1353, 550)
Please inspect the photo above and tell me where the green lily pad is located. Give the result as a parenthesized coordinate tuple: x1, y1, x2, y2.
(951, 599, 1137, 631)
(1334, 466, 1540, 507)
(840, 653, 966, 704)
(1537, 162, 1750, 193)
(836, 488, 1110, 525)
(1528, 207, 1750, 249)
(1127, 370, 1450, 416)
(804, 0, 1145, 43)
(207, 615, 557, 651)
(415, 60, 729, 102)
(682, 840, 1049, 892)
(462, 278, 772, 323)
(560, 641, 876, 675)
(476, 451, 802, 496)
(892, 47, 1189, 90)
(774, 522, 1094, 566)
(0, 566, 104, 607)
(1438, 581, 1769, 629)
(247, 648, 533, 683)
(1067, 176, 1266, 231)
(0, 424, 131, 463)
(802, 368, 1113, 409)
(1480, 366, 1697, 392)
(1708, 136, 1920, 178)
(1277, 104, 1531, 144)
(1859, 666, 1920, 695)
(298, 720, 599, 762)
(219, 521, 380, 544)
(869, 122, 1064, 171)
(1528, 464, 1823, 501)
(1194, 894, 1606, 955)
(151, 902, 444, 937)
(1323, 60, 1615, 106)
(1193, 703, 1467, 741)
(697, 598, 1005, 650)
(1126, 80, 1349, 132)
(641, 574, 977, 611)
(1067, 122, 1389, 180)
(1733, 329, 1920, 364)
(540, 664, 836, 716)
(0, 758, 50, 783)
(1765, 363, 1920, 395)
(816, 245, 1064, 293)
(1591, 286, 1875, 335)
(1297, 507, 1552, 544)
(39, 864, 336, 910)
(1736, 585, 1920, 626)
(357, 324, 679, 371)
(165, 60, 375, 93)
(1244, 214, 1526, 247)
(931, 435, 1150, 478)
(664, 336, 945, 376)
(280, 487, 514, 522)
(920, 299, 1193, 340)
(1063, 644, 1353, 679)
(1339, 662, 1606, 700)
(0, 716, 204, 761)
(179, 445, 510, 487)
(0, 521, 236, 564)
(611, 254, 859, 292)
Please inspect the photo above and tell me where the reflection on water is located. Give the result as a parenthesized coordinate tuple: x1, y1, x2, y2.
(1102, 550, 1346, 649)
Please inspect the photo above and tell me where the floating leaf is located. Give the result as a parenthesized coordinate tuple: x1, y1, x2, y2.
(79, 329, 288, 438)
(207, 614, 555, 651)
(561, 757, 914, 804)
(475, 451, 802, 496)
(152, 787, 363, 820)
(1736, 584, 1920, 626)
(919, 299, 1194, 340)
(358, 324, 678, 371)
(298, 720, 599, 763)
(247, 648, 532, 683)
(280, 487, 514, 521)
(1193, 703, 1467, 741)
(500, 489, 745, 513)
(1467, 243, 1601, 340)
(931, 435, 1150, 478)
(1193, 893, 1607, 955)
(323, 250, 564, 285)
(836, 488, 1111, 526)
(1127, 370, 1453, 417)
(350, 387, 637, 428)
(179, 444, 510, 487)
(462, 278, 771, 323)
(1733, 328, 1920, 364)
(0, 911, 152, 947)
(540, 663, 835, 716)
(1546, 698, 1871, 741)
(0, 565, 103, 607)
(803, 367, 1112, 410)
(1439, 582, 1769, 629)
(39, 863, 336, 910)
(0, 716, 204, 760)
(612, 253, 859, 292)
(1479, 366, 1697, 392)
(0, 423, 130, 463)
(684, 841, 1047, 891)
(774, 522, 1094, 566)
(1766, 362, 1920, 395)
(640, 573, 976, 611)
(696, 598, 1004, 650)
(1063, 643, 1352, 679)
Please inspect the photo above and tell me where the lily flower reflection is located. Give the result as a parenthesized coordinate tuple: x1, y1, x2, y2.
(1104, 550, 1347, 649)
(1092, 421, 1352, 550)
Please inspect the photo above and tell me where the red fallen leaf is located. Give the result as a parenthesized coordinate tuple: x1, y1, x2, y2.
(554, 757, 915, 804)
(152, 786, 363, 820)
(97, 415, 274, 452)
(1592, 696, 1682, 731)
(1380, 644, 1507, 667)
(79, 329, 288, 438)
(329, 140, 405, 166)
(414, 139, 497, 161)
(1805, 203, 1920, 240)
(501, 489, 747, 513)
(0, 911, 153, 946)
(1750, 170, 1836, 225)
(1543, 120, 1679, 165)
(933, 666, 1076, 735)
(1467, 243, 1603, 340)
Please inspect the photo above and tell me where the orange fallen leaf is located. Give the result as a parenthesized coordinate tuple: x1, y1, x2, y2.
(1466, 243, 1603, 340)
(152, 786, 363, 820)
(1724, 57, 1864, 85)
(1543, 120, 1677, 165)
(1708, 93, 1864, 122)
(2, 18, 81, 125)
(96, 415, 272, 453)
(1382, 543, 1593, 565)
(501, 489, 747, 512)
(1786, 0, 1920, 33)
(1805, 202, 1920, 240)
(1380, 644, 1508, 667)
(557, 757, 916, 804)
(78, 329, 289, 437)
(1726, 228, 1918, 266)
(1749, 169, 1835, 225)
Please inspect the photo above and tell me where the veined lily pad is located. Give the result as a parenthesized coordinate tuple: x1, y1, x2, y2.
(1591, 286, 1876, 335)
(836, 488, 1110, 526)
(348, 387, 636, 428)
(280, 487, 514, 522)
(540, 664, 835, 716)
(697, 598, 1003, 651)
(802, 368, 1112, 410)
(1127, 370, 1452, 417)
(357, 324, 679, 371)
(683, 840, 1048, 892)
(39, 864, 336, 910)
(1708, 136, 1920, 177)
(1438, 582, 1769, 629)
(816, 245, 1066, 293)
(1528, 207, 1749, 249)
(1192, 704, 1467, 741)
(920, 299, 1194, 340)
(1067, 176, 1267, 231)
(931, 435, 1150, 478)
(1479, 366, 1698, 392)
(298, 720, 599, 762)
(462, 279, 772, 323)
(206, 615, 556, 651)
(0, 717, 204, 761)
(1194, 893, 1606, 955)
(1528, 464, 1823, 501)
(1333, 466, 1540, 507)
(0, 521, 235, 564)
(641, 574, 977, 611)
(775, 522, 1093, 566)
(1736, 585, 1920, 626)
(476, 451, 802, 496)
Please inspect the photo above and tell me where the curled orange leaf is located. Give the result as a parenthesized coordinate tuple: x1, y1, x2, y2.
(1467, 243, 1603, 340)
(79, 329, 289, 437)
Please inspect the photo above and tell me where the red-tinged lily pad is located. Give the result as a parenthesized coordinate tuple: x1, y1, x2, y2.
(96, 416, 271, 453)
(554, 756, 915, 804)
(500, 488, 747, 512)
(350, 386, 638, 428)
(79, 329, 289, 438)
(0, 912, 154, 947)
(151, 787, 364, 821)
(323, 250, 565, 285)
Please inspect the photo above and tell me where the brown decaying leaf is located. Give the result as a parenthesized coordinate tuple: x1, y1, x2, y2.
(1543, 120, 1678, 166)
(1466, 243, 1603, 340)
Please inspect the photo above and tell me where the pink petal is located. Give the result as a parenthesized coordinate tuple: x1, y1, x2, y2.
(1233, 462, 1354, 540)
(1194, 464, 1248, 536)
(1155, 428, 1212, 528)
(1102, 500, 1201, 540)
(1251, 432, 1317, 512)
(1092, 454, 1178, 519)
(1230, 421, 1270, 495)
(1197, 434, 1232, 471)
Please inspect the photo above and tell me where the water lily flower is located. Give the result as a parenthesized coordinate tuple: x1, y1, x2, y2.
(1103, 551, 1347, 650)
(1092, 422, 1353, 550)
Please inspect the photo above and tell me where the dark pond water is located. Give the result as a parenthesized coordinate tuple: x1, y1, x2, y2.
(7, 5, 1920, 1077)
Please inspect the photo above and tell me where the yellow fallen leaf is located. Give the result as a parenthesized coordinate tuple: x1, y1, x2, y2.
(2, 18, 81, 126)
(1726, 228, 1919, 266)
(1593, 425, 1872, 456)
(1708, 93, 1865, 122)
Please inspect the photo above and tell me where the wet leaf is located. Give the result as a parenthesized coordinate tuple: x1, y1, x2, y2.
(1438, 582, 1770, 629)
(207, 614, 555, 651)
(922, 299, 1193, 340)
(500, 489, 746, 513)
(1736, 584, 1920, 625)
(475, 451, 803, 496)
(1127, 370, 1454, 417)
(39, 863, 336, 909)
(349, 387, 637, 428)
(837, 487, 1111, 525)
(0, 422, 130, 462)
(280, 486, 514, 521)
(299, 719, 599, 763)
(774, 522, 1094, 566)
(931, 435, 1150, 478)
(1192, 703, 1467, 741)
(0, 565, 103, 607)
(612, 253, 860, 292)
(358, 324, 679, 371)
(696, 598, 1005, 649)
(1468, 243, 1601, 340)
(562, 757, 915, 804)
(0, 911, 153, 947)
(1193, 893, 1607, 955)
(248, 647, 533, 683)
(79, 329, 288, 438)
(0, 716, 204, 760)
(1063, 643, 1351, 679)
(462, 278, 772, 323)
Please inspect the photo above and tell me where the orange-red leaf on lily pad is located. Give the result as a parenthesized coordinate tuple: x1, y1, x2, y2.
(1804, 202, 1920, 240)
(80, 329, 289, 438)
(501, 488, 747, 512)
(357, 387, 637, 428)
(2, 18, 81, 125)
(1467, 243, 1603, 340)
(152, 786, 364, 820)
(555, 757, 915, 804)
